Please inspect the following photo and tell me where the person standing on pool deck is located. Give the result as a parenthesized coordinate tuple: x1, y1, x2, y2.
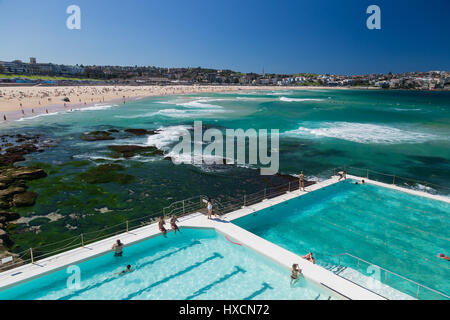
(159, 216, 167, 237)
(170, 215, 181, 235)
(299, 171, 305, 191)
(207, 198, 213, 219)
(112, 239, 124, 257)
(338, 170, 347, 181)
(212, 199, 219, 218)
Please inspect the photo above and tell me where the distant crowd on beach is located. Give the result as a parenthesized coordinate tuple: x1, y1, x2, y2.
(0, 85, 245, 121)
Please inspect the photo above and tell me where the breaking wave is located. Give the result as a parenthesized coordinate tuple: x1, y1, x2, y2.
(284, 122, 438, 144)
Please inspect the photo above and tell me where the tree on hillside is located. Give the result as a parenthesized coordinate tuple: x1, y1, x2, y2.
(0, 65, 4, 73)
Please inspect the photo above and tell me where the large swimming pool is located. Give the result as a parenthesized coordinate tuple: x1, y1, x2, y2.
(0, 228, 338, 300)
(234, 180, 450, 300)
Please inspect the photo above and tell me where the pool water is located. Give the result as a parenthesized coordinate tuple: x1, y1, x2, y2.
(234, 180, 450, 299)
(0, 228, 337, 300)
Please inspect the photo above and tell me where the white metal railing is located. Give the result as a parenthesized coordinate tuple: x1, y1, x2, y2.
(328, 252, 450, 300)
(334, 165, 450, 196)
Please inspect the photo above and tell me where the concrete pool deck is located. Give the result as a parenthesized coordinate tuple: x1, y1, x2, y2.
(1, 174, 448, 299)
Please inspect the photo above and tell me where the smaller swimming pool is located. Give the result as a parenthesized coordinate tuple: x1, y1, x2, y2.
(234, 179, 450, 299)
(0, 228, 340, 300)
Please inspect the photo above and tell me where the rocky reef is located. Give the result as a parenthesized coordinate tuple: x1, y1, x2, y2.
(80, 128, 160, 142)
(0, 134, 51, 254)
(124, 128, 158, 136)
(108, 145, 164, 158)
(80, 131, 115, 141)
(0, 133, 51, 167)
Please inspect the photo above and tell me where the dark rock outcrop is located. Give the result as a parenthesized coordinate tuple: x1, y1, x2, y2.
(13, 192, 37, 207)
(0, 187, 26, 200)
(0, 229, 8, 242)
(80, 131, 115, 141)
(108, 145, 164, 158)
(0, 134, 52, 167)
(0, 201, 10, 209)
(0, 211, 20, 222)
(124, 128, 158, 136)
(1, 167, 47, 181)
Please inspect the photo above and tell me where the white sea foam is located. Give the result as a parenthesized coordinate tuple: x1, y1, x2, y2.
(166, 152, 229, 165)
(115, 107, 226, 119)
(77, 104, 117, 112)
(235, 97, 272, 101)
(15, 104, 117, 121)
(145, 125, 193, 150)
(160, 108, 226, 118)
(114, 112, 157, 119)
(393, 108, 423, 112)
(16, 112, 60, 121)
(124, 97, 229, 119)
(177, 100, 224, 109)
(284, 122, 437, 144)
(408, 183, 437, 194)
(279, 97, 325, 102)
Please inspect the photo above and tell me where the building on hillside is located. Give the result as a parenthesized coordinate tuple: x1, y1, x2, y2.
(0, 60, 30, 74)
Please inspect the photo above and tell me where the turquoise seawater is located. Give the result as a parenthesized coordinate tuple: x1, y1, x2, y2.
(234, 180, 450, 299)
(7, 89, 450, 185)
(0, 228, 337, 300)
(2, 89, 450, 250)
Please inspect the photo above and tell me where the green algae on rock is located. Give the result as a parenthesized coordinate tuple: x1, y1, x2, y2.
(78, 164, 135, 184)
(80, 131, 115, 141)
(107, 145, 164, 158)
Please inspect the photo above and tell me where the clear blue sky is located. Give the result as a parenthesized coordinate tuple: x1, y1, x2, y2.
(0, 0, 449, 75)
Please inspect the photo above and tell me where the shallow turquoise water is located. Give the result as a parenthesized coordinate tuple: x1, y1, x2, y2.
(0, 228, 337, 300)
(234, 180, 450, 299)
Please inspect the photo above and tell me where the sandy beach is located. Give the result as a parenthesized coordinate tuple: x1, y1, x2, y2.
(0, 84, 364, 122)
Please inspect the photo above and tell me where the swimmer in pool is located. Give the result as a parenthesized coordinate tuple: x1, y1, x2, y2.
(116, 264, 134, 275)
(438, 253, 450, 261)
(290, 264, 301, 286)
(302, 252, 315, 264)
(112, 239, 124, 257)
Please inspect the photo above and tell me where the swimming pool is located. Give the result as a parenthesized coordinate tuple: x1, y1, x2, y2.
(0, 228, 339, 300)
(234, 180, 450, 300)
